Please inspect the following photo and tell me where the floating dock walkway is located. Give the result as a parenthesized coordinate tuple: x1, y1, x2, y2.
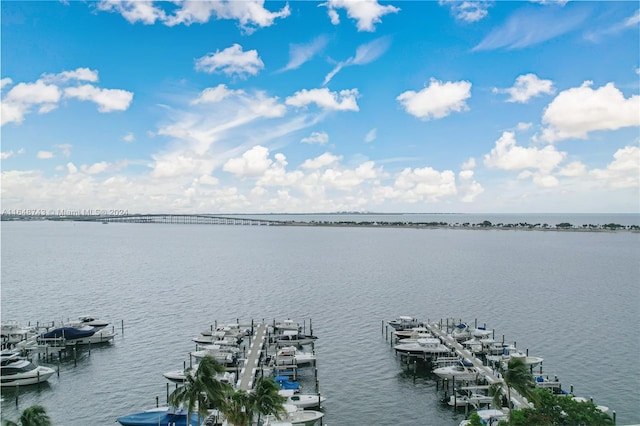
(237, 323, 267, 391)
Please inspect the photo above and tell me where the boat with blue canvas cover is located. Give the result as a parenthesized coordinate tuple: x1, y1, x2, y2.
(116, 406, 219, 426)
(40, 326, 96, 340)
(275, 375, 300, 390)
(38, 325, 115, 346)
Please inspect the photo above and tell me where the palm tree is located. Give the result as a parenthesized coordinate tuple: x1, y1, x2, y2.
(504, 357, 536, 404)
(168, 355, 233, 424)
(4, 405, 51, 426)
(223, 390, 252, 426)
(249, 376, 287, 425)
(489, 357, 536, 414)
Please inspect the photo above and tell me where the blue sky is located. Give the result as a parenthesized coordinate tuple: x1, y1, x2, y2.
(1, 0, 639, 214)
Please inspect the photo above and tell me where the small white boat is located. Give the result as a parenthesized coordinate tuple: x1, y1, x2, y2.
(446, 390, 493, 407)
(278, 390, 326, 409)
(394, 326, 433, 341)
(433, 360, 482, 382)
(388, 316, 420, 331)
(266, 404, 324, 426)
(163, 368, 235, 384)
(471, 327, 493, 338)
(0, 352, 55, 387)
(273, 346, 316, 367)
(451, 323, 472, 340)
(1, 321, 38, 346)
(190, 347, 239, 365)
(487, 350, 544, 369)
(194, 325, 246, 344)
(394, 338, 451, 357)
(273, 330, 318, 347)
(273, 319, 301, 332)
(69, 316, 110, 330)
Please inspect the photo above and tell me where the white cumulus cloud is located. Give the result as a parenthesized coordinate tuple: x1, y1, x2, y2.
(64, 85, 134, 112)
(223, 145, 273, 177)
(493, 73, 555, 103)
(440, 0, 491, 23)
(590, 145, 640, 189)
(301, 152, 342, 169)
(540, 81, 640, 142)
(195, 44, 264, 78)
(286, 88, 359, 111)
(397, 78, 471, 120)
(321, 0, 400, 31)
(191, 84, 245, 105)
(37, 151, 55, 159)
(484, 131, 565, 172)
(97, 0, 290, 33)
(301, 131, 329, 145)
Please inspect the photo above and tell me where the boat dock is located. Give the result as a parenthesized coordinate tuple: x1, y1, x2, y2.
(424, 322, 532, 409)
(383, 316, 616, 424)
(237, 323, 267, 391)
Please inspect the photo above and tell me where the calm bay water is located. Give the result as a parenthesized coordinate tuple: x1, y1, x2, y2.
(1, 218, 639, 425)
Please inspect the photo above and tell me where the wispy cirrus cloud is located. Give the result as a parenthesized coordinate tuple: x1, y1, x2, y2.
(323, 36, 391, 85)
(280, 35, 329, 72)
(584, 9, 640, 42)
(473, 5, 589, 51)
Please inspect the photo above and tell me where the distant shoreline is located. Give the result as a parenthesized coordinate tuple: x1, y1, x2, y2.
(1, 214, 639, 232)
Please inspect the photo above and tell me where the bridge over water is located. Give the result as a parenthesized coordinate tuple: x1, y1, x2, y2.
(81, 214, 291, 226)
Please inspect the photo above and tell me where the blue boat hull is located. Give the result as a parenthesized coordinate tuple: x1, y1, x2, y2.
(117, 408, 204, 426)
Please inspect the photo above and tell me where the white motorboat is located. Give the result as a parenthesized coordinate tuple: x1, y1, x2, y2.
(1, 321, 38, 347)
(388, 316, 421, 331)
(190, 346, 239, 365)
(433, 360, 482, 382)
(278, 390, 326, 409)
(471, 327, 493, 338)
(273, 330, 318, 347)
(394, 338, 451, 357)
(394, 326, 433, 341)
(265, 404, 324, 426)
(163, 368, 235, 384)
(451, 323, 472, 340)
(0, 352, 55, 387)
(446, 390, 493, 407)
(273, 319, 302, 332)
(69, 316, 110, 330)
(194, 325, 246, 344)
(487, 349, 544, 370)
(273, 346, 316, 367)
(66, 327, 116, 346)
